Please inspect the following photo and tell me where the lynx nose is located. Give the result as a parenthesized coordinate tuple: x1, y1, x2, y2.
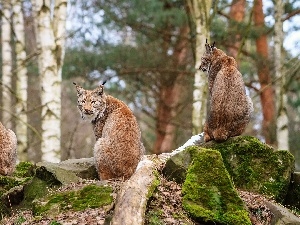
(84, 108, 93, 115)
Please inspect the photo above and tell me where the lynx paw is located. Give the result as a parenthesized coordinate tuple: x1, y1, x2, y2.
(212, 128, 228, 142)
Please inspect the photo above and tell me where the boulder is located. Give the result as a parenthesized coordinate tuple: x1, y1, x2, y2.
(284, 172, 300, 210)
(35, 157, 98, 185)
(266, 201, 300, 225)
(164, 136, 295, 202)
(182, 148, 251, 225)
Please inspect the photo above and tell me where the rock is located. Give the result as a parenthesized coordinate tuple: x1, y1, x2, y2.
(0, 162, 34, 218)
(32, 184, 113, 217)
(35, 157, 98, 185)
(265, 201, 300, 225)
(182, 148, 251, 225)
(164, 136, 295, 202)
(284, 172, 300, 209)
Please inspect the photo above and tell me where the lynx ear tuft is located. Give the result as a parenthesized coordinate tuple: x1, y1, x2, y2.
(73, 82, 84, 95)
(102, 80, 107, 86)
(212, 41, 216, 49)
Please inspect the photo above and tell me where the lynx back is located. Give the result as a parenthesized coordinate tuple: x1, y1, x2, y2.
(74, 82, 144, 180)
(199, 41, 253, 142)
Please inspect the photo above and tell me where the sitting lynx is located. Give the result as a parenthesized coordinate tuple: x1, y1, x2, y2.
(0, 122, 17, 175)
(199, 40, 253, 142)
(74, 82, 144, 180)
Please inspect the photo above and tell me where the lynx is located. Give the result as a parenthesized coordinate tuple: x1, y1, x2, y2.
(199, 40, 253, 142)
(74, 82, 144, 180)
(0, 122, 17, 175)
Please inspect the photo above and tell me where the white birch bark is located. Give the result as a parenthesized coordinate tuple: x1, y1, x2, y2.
(188, 0, 212, 134)
(274, 0, 289, 150)
(33, 0, 67, 162)
(1, 1, 13, 129)
(12, 0, 28, 161)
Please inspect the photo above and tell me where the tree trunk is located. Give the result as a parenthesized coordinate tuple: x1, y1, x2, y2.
(153, 25, 190, 154)
(1, 1, 13, 129)
(228, 0, 246, 61)
(253, 0, 276, 145)
(13, 0, 28, 161)
(33, 0, 67, 162)
(274, 0, 288, 150)
(187, 0, 212, 135)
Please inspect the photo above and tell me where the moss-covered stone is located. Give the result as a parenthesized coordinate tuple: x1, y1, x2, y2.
(33, 184, 113, 216)
(35, 158, 98, 185)
(182, 147, 251, 225)
(162, 150, 191, 183)
(0, 162, 35, 219)
(199, 136, 294, 202)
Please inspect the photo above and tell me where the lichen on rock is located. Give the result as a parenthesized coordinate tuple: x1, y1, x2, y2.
(182, 147, 251, 225)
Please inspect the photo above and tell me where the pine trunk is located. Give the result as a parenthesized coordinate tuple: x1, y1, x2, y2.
(33, 0, 67, 162)
(153, 25, 190, 154)
(228, 0, 245, 61)
(274, 0, 288, 150)
(187, 0, 212, 134)
(1, 1, 13, 129)
(253, 0, 276, 145)
(13, 0, 28, 161)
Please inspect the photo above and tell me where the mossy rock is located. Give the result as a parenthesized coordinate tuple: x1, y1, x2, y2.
(164, 136, 294, 202)
(33, 184, 113, 217)
(182, 148, 251, 225)
(199, 136, 294, 202)
(35, 158, 98, 185)
(0, 162, 35, 219)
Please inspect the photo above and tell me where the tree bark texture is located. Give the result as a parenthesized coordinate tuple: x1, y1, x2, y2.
(253, 0, 276, 145)
(153, 25, 190, 154)
(111, 155, 163, 225)
(228, 0, 246, 62)
(274, 0, 289, 150)
(13, 0, 28, 161)
(186, 0, 212, 135)
(33, 0, 67, 162)
(1, 1, 13, 129)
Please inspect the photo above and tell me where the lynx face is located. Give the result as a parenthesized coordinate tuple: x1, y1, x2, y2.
(74, 83, 107, 122)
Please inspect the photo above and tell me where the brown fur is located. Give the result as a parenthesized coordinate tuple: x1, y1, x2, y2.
(199, 41, 253, 142)
(0, 122, 17, 175)
(74, 83, 144, 180)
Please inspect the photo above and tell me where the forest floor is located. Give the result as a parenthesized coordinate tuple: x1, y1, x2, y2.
(0, 176, 294, 225)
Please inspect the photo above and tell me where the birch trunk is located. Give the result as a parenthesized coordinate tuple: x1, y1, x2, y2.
(1, 1, 13, 129)
(274, 0, 289, 150)
(33, 0, 67, 162)
(12, 0, 28, 161)
(187, 0, 212, 134)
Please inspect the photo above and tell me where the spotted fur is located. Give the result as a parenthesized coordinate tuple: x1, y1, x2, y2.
(199, 41, 253, 142)
(74, 82, 144, 180)
(0, 122, 17, 175)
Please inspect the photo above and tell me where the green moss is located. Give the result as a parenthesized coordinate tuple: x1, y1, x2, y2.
(13, 162, 35, 178)
(21, 177, 52, 208)
(146, 210, 164, 225)
(182, 148, 251, 225)
(147, 170, 160, 199)
(198, 136, 294, 202)
(33, 184, 113, 216)
(0, 162, 34, 197)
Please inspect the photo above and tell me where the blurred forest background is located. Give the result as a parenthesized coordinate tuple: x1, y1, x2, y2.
(0, 0, 300, 169)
